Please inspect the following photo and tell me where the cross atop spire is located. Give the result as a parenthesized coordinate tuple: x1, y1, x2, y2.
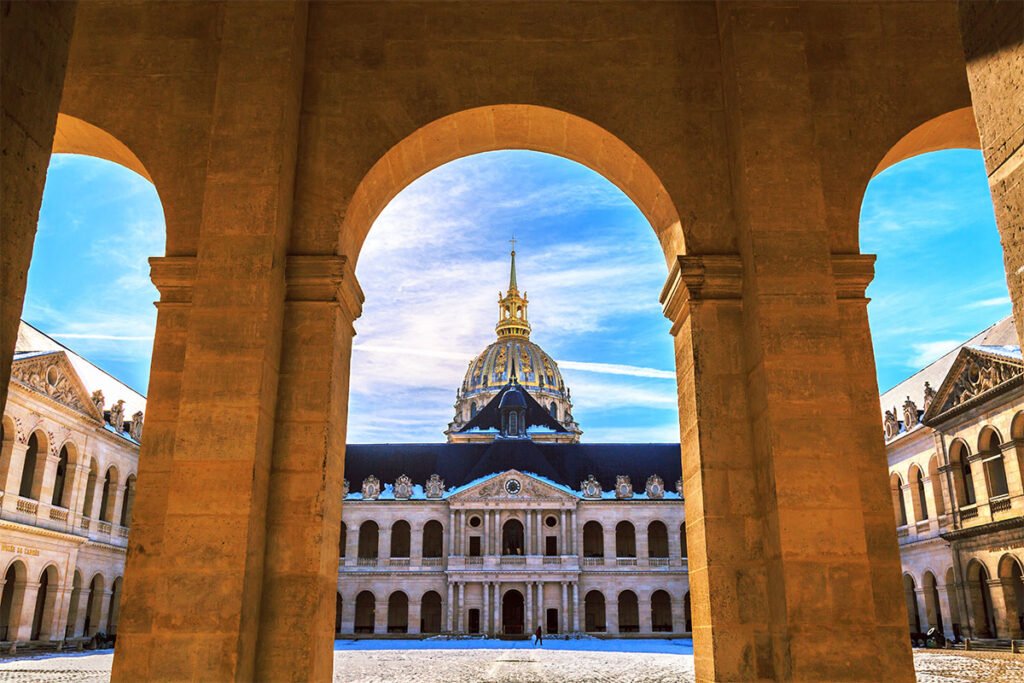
(495, 240, 530, 339)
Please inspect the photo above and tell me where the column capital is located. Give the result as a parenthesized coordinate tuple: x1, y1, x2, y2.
(831, 253, 876, 301)
(149, 256, 197, 305)
(660, 254, 742, 332)
(285, 255, 364, 322)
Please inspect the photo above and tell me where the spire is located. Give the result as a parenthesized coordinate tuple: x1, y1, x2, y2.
(495, 239, 531, 339)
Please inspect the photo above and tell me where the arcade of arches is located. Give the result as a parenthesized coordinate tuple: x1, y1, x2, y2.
(1, 2, 1022, 682)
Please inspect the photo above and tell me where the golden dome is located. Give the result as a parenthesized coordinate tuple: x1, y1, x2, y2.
(461, 338, 567, 399)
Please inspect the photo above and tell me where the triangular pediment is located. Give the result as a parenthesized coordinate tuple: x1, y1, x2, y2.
(924, 346, 1024, 423)
(10, 351, 104, 421)
(448, 469, 578, 502)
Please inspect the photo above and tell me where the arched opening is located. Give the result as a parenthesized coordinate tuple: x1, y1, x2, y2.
(903, 574, 921, 634)
(950, 440, 977, 507)
(335, 594, 343, 635)
(582, 521, 603, 558)
(647, 521, 668, 558)
(997, 555, 1024, 638)
(387, 591, 408, 633)
(390, 520, 411, 558)
(422, 520, 444, 558)
(651, 590, 672, 632)
(0, 561, 27, 641)
(928, 456, 945, 517)
(502, 519, 524, 556)
(66, 571, 82, 639)
(582, 590, 604, 633)
(890, 473, 908, 526)
(910, 465, 928, 522)
(615, 521, 636, 558)
(684, 591, 692, 632)
(420, 591, 442, 634)
(979, 426, 1009, 500)
(358, 521, 379, 560)
(966, 560, 996, 638)
(119, 474, 136, 527)
(30, 565, 59, 640)
(52, 444, 71, 507)
(501, 589, 524, 635)
(680, 523, 687, 558)
(354, 591, 375, 634)
(338, 522, 347, 558)
(18, 432, 45, 500)
(81, 459, 98, 518)
(945, 567, 962, 636)
(922, 571, 943, 636)
(84, 574, 105, 637)
(617, 590, 639, 633)
(98, 466, 118, 522)
(107, 576, 123, 634)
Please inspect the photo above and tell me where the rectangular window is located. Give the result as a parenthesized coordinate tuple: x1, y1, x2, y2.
(545, 536, 557, 556)
(469, 536, 481, 557)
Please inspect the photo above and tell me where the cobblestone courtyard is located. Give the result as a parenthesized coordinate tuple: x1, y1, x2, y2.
(0, 643, 1022, 682)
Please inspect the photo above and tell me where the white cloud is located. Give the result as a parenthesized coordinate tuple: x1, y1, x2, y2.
(907, 340, 962, 368)
(962, 296, 1011, 309)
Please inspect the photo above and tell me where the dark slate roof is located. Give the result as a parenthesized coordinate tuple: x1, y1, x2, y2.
(457, 379, 567, 434)
(344, 441, 682, 492)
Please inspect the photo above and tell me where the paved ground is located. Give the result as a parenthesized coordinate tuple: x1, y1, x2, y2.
(0, 645, 1021, 682)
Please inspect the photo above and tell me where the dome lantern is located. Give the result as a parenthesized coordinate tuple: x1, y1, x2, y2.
(495, 241, 531, 340)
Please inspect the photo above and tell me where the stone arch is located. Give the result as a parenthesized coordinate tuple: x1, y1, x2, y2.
(996, 554, 1024, 639)
(354, 591, 375, 634)
(422, 520, 444, 558)
(51, 440, 77, 508)
(502, 518, 524, 556)
(618, 590, 639, 633)
(357, 521, 379, 560)
(615, 521, 636, 558)
(19, 430, 49, 501)
(978, 426, 1009, 499)
(420, 591, 442, 634)
(30, 564, 60, 641)
(651, 589, 672, 632)
(890, 472, 908, 526)
(584, 590, 605, 633)
(965, 559, 996, 637)
(0, 559, 28, 641)
(908, 463, 929, 522)
(903, 573, 921, 634)
(501, 588, 524, 635)
(339, 105, 686, 268)
(389, 520, 411, 559)
(948, 439, 976, 507)
(52, 113, 153, 183)
(647, 520, 669, 559)
(582, 521, 603, 558)
(922, 571, 944, 636)
(871, 107, 980, 179)
(1012, 411, 1024, 441)
(98, 465, 119, 522)
(387, 591, 408, 634)
(84, 573, 106, 637)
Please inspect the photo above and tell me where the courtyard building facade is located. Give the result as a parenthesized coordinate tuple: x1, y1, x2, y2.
(885, 316, 1024, 642)
(338, 252, 689, 636)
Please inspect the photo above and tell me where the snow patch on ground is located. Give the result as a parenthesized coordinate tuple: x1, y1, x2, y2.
(332, 637, 694, 655)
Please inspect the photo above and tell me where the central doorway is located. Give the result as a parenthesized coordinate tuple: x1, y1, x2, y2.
(502, 589, 524, 634)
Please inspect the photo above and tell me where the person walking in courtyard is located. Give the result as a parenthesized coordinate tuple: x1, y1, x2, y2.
(534, 625, 543, 647)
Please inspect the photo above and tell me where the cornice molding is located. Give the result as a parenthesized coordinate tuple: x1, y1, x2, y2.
(285, 255, 364, 323)
(0, 518, 88, 545)
(660, 254, 743, 333)
(149, 255, 197, 305)
(831, 253, 876, 301)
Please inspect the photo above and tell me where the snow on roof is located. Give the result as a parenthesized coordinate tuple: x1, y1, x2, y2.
(879, 316, 1016, 421)
(969, 344, 1022, 361)
(15, 321, 147, 418)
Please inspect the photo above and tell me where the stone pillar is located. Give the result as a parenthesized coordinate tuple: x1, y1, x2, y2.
(446, 582, 454, 632)
(340, 595, 356, 635)
(914, 588, 931, 631)
(483, 509, 490, 556)
(570, 510, 577, 555)
(408, 598, 421, 636)
(0, 0, 77, 411)
(606, 593, 619, 635)
(448, 510, 456, 556)
(410, 523, 423, 565)
(572, 583, 580, 633)
(559, 510, 566, 554)
(457, 582, 465, 632)
(380, 523, 392, 561)
(560, 582, 568, 633)
(483, 581, 491, 636)
(94, 590, 113, 639)
(0, 443, 28, 514)
(497, 583, 503, 635)
(936, 578, 956, 640)
(1000, 442, 1024, 499)
(604, 525, 615, 560)
(37, 454, 62, 510)
(345, 523, 359, 565)
(525, 581, 533, 633)
(959, 1, 1024, 347)
(14, 582, 41, 642)
(112, 4, 311, 681)
(525, 510, 533, 556)
(374, 597, 388, 635)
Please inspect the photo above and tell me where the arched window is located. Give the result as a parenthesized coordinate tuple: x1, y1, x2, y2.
(950, 441, 976, 506)
(387, 591, 408, 633)
(583, 521, 603, 558)
(339, 522, 347, 558)
(119, 475, 136, 527)
(502, 519, 524, 555)
(358, 521, 379, 559)
(912, 466, 929, 521)
(647, 521, 668, 558)
(390, 520, 411, 558)
(618, 590, 639, 633)
(615, 521, 636, 558)
(651, 590, 672, 632)
(584, 590, 606, 632)
(422, 520, 444, 558)
(979, 427, 1009, 499)
(549, 402, 557, 419)
(680, 523, 688, 558)
(890, 473, 908, 526)
(19, 433, 40, 500)
(51, 445, 70, 507)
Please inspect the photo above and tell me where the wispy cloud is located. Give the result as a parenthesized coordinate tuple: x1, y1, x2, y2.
(907, 340, 965, 368)
(962, 296, 1011, 310)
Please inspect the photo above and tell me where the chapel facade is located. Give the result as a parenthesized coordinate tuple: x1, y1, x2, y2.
(884, 315, 1024, 642)
(336, 251, 689, 637)
(0, 323, 144, 646)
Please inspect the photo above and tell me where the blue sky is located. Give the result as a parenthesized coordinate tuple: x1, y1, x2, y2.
(24, 149, 1009, 442)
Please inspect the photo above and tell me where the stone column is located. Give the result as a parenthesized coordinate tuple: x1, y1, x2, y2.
(112, 5, 311, 681)
(0, 443, 29, 513)
(959, 2, 1024, 347)
(374, 596, 388, 635)
(640, 591, 653, 634)
(936, 578, 956, 640)
(72, 586, 89, 639)
(37, 453, 62, 511)
(0, 0, 76, 411)
(570, 510, 577, 555)
(483, 509, 490, 556)
(448, 510, 456, 556)
(525, 510, 533, 556)
(604, 525, 615, 560)
(14, 581, 41, 642)
(572, 583, 580, 632)
(607, 593, 619, 635)
(525, 581, 533, 633)
(408, 598, 421, 636)
(560, 582, 568, 634)
(457, 582, 465, 632)
(95, 590, 113, 638)
(446, 582, 454, 632)
(497, 583, 503, 635)
(559, 510, 566, 554)
(483, 581, 491, 636)
(410, 523, 423, 566)
(380, 523, 392, 562)
(340, 594, 356, 635)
